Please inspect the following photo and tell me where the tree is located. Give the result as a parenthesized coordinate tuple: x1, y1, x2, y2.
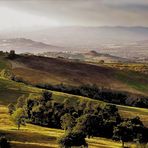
(8, 103, 15, 115)
(16, 95, 26, 109)
(0, 69, 14, 80)
(113, 120, 134, 147)
(60, 113, 76, 131)
(73, 114, 100, 138)
(99, 60, 104, 64)
(0, 136, 10, 148)
(11, 108, 26, 130)
(58, 131, 87, 148)
(42, 91, 52, 101)
(113, 118, 147, 147)
(8, 50, 16, 59)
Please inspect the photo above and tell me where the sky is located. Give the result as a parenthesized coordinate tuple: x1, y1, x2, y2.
(0, 0, 148, 31)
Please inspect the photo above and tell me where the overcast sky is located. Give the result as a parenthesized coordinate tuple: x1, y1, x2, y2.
(0, 0, 148, 30)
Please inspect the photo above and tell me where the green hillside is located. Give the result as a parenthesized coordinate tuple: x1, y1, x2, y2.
(0, 53, 148, 147)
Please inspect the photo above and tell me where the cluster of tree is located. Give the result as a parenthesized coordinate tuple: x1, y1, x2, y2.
(132, 97, 148, 108)
(8, 91, 148, 147)
(8, 95, 26, 130)
(35, 83, 148, 108)
(35, 84, 127, 104)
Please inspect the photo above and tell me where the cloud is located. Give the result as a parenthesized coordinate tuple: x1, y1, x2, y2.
(0, 0, 148, 27)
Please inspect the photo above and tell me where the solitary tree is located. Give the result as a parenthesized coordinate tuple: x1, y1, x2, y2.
(8, 50, 16, 59)
(11, 108, 26, 130)
(99, 60, 104, 64)
(113, 121, 133, 147)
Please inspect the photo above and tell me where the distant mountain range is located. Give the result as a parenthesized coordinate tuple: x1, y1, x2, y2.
(1, 26, 148, 48)
(0, 35, 148, 62)
(0, 38, 64, 54)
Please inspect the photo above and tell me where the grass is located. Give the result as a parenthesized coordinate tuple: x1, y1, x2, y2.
(0, 78, 42, 105)
(1, 105, 145, 148)
(0, 55, 147, 147)
(0, 78, 147, 147)
(0, 76, 147, 126)
(115, 70, 148, 95)
(0, 54, 10, 71)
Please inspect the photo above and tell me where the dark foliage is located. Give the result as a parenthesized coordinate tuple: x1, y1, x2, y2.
(36, 83, 127, 105)
(12, 90, 148, 146)
(132, 97, 148, 108)
(58, 131, 87, 148)
(7, 50, 16, 60)
(113, 116, 148, 147)
(7, 103, 15, 115)
(0, 136, 10, 148)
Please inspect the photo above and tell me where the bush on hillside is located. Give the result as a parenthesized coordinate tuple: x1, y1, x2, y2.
(0, 136, 10, 148)
(58, 131, 87, 148)
(0, 69, 14, 80)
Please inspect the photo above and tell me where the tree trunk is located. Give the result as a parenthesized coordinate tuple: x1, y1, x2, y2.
(18, 124, 20, 130)
(122, 140, 124, 148)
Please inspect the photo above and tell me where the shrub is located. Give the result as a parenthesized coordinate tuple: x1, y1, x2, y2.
(11, 108, 26, 130)
(7, 50, 16, 59)
(58, 131, 87, 148)
(0, 136, 10, 148)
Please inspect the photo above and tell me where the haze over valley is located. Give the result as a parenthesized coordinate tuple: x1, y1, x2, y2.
(0, 1, 148, 148)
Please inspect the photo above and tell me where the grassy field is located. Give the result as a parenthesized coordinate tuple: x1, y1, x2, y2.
(0, 77, 148, 147)
(0, 54, 148, 147)
(0, 105, 144, 148)
(0, 75, 147, 126)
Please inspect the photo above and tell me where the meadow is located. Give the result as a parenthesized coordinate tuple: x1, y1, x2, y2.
(0, 53, 148, 147)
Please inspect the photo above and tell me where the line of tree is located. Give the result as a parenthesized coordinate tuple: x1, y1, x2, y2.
(11, 74, 148, 108)
(8, 91, 148, 147)
(35, 83, 148, 108)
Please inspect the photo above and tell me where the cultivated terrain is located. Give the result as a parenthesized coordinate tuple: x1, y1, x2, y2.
(0, 52, 147, 148)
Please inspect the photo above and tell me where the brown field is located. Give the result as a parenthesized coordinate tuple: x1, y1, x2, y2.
(11, 55, 148, 96)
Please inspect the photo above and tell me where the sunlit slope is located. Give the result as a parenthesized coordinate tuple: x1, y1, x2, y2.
(0, 53, 147, 147)
(0, 106, 139, 148)
(0, 77, 147, 127)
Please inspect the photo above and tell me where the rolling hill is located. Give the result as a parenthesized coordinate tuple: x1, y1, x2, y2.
(39, 50, 129, 63)
(0, 77, 148, 147)
(10, 54, 148, 96)
(0, 36, 148, 62)
(0, 38, 64, 54)
(0, 53, 148, 147)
